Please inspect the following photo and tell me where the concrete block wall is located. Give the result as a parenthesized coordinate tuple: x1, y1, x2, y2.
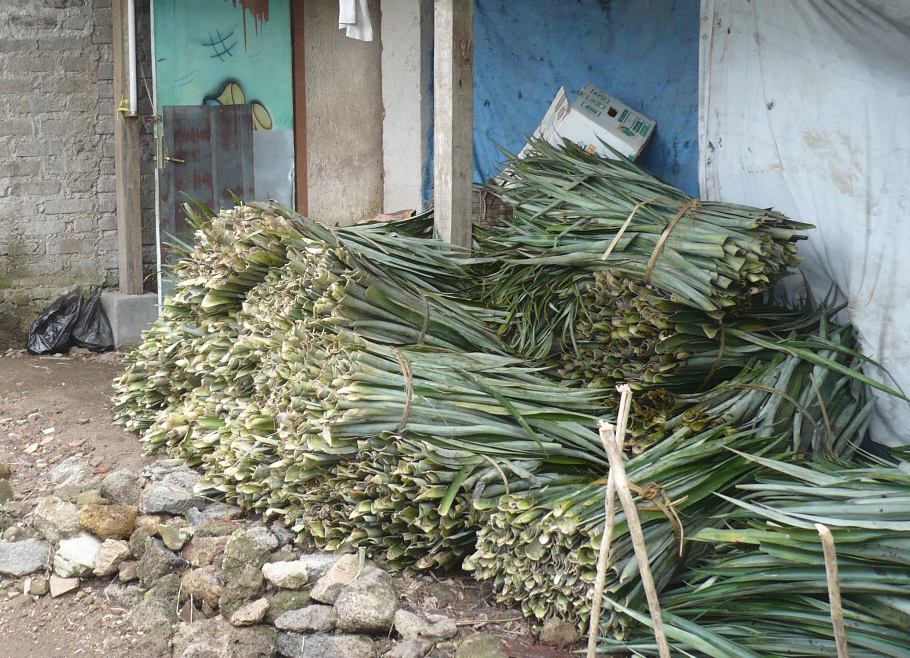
(0, 0, 157, 335)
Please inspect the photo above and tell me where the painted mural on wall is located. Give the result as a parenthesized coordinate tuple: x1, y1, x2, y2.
(154, 0, 292, 131)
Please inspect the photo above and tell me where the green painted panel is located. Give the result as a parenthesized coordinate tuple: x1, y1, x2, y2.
(154, 0, 293, 131)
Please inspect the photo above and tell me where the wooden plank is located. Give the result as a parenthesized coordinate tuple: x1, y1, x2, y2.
(292, 0, 308, 215)
(112, 0, 143, 295)
(433, 0, 474, 249)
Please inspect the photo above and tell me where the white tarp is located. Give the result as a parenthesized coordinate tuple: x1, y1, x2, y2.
(699, 0, 910, 445)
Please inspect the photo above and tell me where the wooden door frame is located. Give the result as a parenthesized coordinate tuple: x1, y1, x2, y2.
(292, 0, 308, 215)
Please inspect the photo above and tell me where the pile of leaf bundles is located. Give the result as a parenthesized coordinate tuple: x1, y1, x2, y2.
(596, 454, 910, 657)
(112, 202, 301, 432)
(115, 201, 612, 572)
(465, 313, 879, 638)
(476, 139, 813, 396)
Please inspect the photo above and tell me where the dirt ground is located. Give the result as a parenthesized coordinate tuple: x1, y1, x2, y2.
(0, 348, 155, 658)
(0, 345, 581, 658)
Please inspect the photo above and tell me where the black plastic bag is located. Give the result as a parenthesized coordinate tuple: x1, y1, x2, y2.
(26, 287, 84, 355)
(72, 286, 114, 352)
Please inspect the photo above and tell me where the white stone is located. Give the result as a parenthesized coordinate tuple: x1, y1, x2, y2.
(49, 575, 80, 598)
(93, 539, 131, 577)
(274, 605, 335, 634)
(309, 554, 371, 604)
(54, 532, 102, 578)
(230, 597, 269, 626)
(262, 560, 310, 590)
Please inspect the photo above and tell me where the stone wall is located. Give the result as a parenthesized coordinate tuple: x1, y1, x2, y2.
(0, 0, 157, 335)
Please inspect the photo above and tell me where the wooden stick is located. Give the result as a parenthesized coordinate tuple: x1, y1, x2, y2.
(586, 385, 632, 658)
(604, 390, 671, 658)
(586, 425, 617, 658)
(816, 523, 850, 658)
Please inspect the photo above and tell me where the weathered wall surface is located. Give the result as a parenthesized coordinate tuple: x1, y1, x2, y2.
(473, 0, 701, 195)
(0, 0, 157, 334)
(304, 0, 383, 226)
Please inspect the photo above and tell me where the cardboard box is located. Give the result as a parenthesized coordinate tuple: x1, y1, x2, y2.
(520, 83, 655, 160)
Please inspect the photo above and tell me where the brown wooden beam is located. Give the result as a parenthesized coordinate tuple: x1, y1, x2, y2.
(112, 0, 143, 295)
(433, 0, 473, 249)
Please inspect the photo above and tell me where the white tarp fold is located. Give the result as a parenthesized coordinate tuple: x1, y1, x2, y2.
(699, 0, 910, 445)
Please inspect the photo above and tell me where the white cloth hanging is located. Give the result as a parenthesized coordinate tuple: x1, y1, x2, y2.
(339, 0, 373, 42)
(699, 0, 910, 445)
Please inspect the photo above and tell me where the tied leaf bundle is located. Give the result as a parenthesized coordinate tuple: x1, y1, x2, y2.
(465, 312, 876, 639)
(477, 139, 812, 394)
(596, 455, 910, 657)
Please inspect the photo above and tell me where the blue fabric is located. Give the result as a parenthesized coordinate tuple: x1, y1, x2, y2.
(473, 0, 700, 196)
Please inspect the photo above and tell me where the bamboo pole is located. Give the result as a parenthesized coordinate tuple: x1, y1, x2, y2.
(816, 523, 850, 658)
(602, 386, 671, 658)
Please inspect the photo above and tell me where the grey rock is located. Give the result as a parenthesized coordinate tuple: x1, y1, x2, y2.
(132, 625, 173, 658)
(195, 519, 240, 537)
(172, 618, 276, 658)
(262, 560, 311, 590)
(230, 597, 269, 626)
(27, 576, 49, 596)
(267, 549, 298, 564)
(93, 538, 131, 577)
(186, 502, 241, 526)
(270, 522, 295, 547)
(2, 525, 37, 542)
(182, 536, 229, 567)
(309, 553, 369, 604)
(454, 634, 507, 658)
(0, 538, 50, 576)
(129, 526, 152, 558)
(334, 566, 399, 634)
(75, 489, 107, 508)
(137, 537, 189, 587)
(180, 565, 224, 610)
(299, 634, 374, 658)
(49, 575, 80, 598)
(395, 609, 457, 641)
(388, 639, 435, 658)
(127, 572, 181, 632)
(103, 581, 145, 608)
(100, 469, 143, 506)
(54, 532, 102, 577)
(159, 522, 192, 551)
(49, 456, 87, 487)
(265, 588, 313, 624)
(223, 529, 273, 573)
(219, 562, 265, 619)
(118, 560, 139, 582)
(0, 479, 14, 504)
(274, 604, 335, 633)
(247, 525, 279, 552)
(277, 632, 304, 658)
(293, 553, 338, 579)
(33, 496, 81, 542)
(140, 469, 207, 515)
(539, 618, 580, 648)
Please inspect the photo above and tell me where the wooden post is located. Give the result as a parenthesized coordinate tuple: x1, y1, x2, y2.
(112, 0, 143, 295)
(291, 0, 308, 216)
(433, 0, 473, 249)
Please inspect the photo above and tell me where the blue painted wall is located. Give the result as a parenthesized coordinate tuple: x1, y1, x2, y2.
(473, 0, 700, 196)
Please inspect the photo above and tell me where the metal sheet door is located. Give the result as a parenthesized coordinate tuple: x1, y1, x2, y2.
(159, 104, 254, 266)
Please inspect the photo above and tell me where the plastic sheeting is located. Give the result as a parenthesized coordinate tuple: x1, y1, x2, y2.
(699, 0, 910, 445)
(473, 0, 700, 195)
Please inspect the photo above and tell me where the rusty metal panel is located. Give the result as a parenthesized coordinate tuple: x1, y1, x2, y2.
(159, 104, 254, 266)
